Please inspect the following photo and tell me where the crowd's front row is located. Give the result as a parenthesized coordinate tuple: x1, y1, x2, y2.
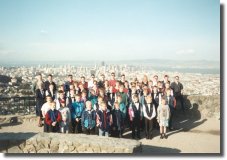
(40, 89, 175, 140)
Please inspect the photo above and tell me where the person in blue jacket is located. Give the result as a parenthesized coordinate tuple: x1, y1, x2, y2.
(81, 101, 96, 135)
(71, 94, 84, 133)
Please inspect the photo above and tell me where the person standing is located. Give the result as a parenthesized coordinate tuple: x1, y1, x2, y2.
(171, 76, 185, 111)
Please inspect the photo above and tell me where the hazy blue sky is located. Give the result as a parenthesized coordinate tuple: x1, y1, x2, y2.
(0, 0, 220, 61)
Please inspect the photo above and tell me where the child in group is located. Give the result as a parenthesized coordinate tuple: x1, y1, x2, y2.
(56, 90, 66, 110)
(45, 102, 62, 133)
(58, 101, 71, 133)
(143, 95, 156, 139)
(94, 96, 104, 111)
(96, 102, 112, 137)
(107, 86, 115, 109)
(81, 101, 96, 135)
(88, 89, 98, 109)
(111, 102, 124, 138)
(45, 82, 56, 101)
(116, 85, 128, 106)
(73, 81, 81, 95)
(71, 94, 85, 133)
(41, 95, 53, 132)
(116, 95, 126, 121)
(157, 98, 170, 139)
(128, 94, 143, 139)
(81, 90, 88, 105)
(165, 89, 176, 130)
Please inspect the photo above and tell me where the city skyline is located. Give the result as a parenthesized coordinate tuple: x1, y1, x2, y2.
(0, 0, 220, 62)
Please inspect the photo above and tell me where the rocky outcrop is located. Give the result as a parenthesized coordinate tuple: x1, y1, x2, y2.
(0, 132, 141, 153)
(182, 95, 220, 119)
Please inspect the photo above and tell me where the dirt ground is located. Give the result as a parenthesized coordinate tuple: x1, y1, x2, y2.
(0, 113, 220, 154)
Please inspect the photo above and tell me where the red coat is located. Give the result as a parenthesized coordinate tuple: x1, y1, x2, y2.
(109, 80, 116, 87)
(45, 109, 62, 126)
(80, 81, 88, 89)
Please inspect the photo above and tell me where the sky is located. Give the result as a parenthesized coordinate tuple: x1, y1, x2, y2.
(0, 0, 220, 62)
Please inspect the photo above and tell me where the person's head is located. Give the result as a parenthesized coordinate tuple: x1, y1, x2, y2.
(164, 75, 169, 81)
(153, 75, 158, 82)
(74, 81, 79, 88)
(37, 73, 42, 81)
(98, 96, 104, 104)
(100, 102, 107, 111)
(58, 84, 64, 91)
(143, 87, 148, 95)
(121, 74, 125, 81)
(146, 95, 153, 103)
(175, 76, 180, 83)
(58, 90, 65, 99)
(100, 74, 105, 81)
(157, 81, 163, 89)
(91, 74, 95, 80)
(148, 80, 153, 87)
(68, 74, 73, 82)
(117, 95, 122, 103)
(75, 94, 81, 102)
(153, 86, 158, 93)
(81, 90, 87, 98)
(161, 98, 166, 105)
(119, 85, 124, 92)
(50, 102, 56, 110)
(131, 86, 137, 94)
(99, 88, 105, 97)
(46, 95, 52, 103)
(93, 80, 97, 85)
(133, 94, 139, 103)
(111, 72, 115, 79)
(165, 82, 170, 89)
(79, 83, 84, 90)
(49, 82, 54, 90)
(114, 102, 120, 110)
(86, 101, 92, 110)
(48, 74, 53, 82)
(115, 81, 120, 88)
(124, 81, 129, 88)
(81, 76, 85, 82)
(143, 75, 148, 83)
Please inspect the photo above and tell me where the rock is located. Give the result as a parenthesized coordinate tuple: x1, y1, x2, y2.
(8, 146, 23, 153)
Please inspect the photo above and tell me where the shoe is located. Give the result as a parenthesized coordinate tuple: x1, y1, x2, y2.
(164, 134, 168, 139)
(160, 134, 163, 139)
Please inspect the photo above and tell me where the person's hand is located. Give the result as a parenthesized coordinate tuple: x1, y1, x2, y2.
(76, 118, 79, 122)
(52, 122, 56, 126)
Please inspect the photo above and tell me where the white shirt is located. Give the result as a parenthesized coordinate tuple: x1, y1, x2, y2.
(41, 102, 51, 116)
(134, 102, 140, 110)
(143, 103, 156, 120)
(88, 80, 94, 89)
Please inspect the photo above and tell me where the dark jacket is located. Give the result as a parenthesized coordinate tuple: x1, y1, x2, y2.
(96, 109, 112, 131)
(112, 109, 124, 130)
(81, 109, 96, 129)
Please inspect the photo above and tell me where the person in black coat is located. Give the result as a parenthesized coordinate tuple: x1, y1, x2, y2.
(111, 102, 124, 138)
(35, 82, 46, 127)
(171, 76, 185, 111)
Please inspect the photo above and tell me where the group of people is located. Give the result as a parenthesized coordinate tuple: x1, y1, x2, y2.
(33, 72, 184, 140)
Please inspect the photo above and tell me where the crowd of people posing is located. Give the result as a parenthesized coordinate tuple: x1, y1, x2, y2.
(33, 72, 184, 140)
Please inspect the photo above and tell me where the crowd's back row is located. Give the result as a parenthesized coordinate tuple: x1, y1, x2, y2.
(33, 73, 185, 139)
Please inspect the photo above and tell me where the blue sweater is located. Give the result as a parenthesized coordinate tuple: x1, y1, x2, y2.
(71, 101, 84, 119)
(81, 109, 96, 129)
